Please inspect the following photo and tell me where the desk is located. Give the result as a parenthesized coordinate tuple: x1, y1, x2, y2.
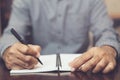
(0, 58, 120, 80)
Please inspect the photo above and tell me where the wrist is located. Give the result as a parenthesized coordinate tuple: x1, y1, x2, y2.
(100, 45, 117, 58)
(2, 46, 11, 62)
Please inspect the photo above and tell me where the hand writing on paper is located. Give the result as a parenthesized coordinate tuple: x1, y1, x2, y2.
(69, 46, 117, 74)
(2, 42, 41, 70)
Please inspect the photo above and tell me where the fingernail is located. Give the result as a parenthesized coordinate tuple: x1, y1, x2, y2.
(79, 67, 82, 70)
(80, 65, 84, 69)
(36, 52, 40, 57)
(71, 68, 75, 72)
(92, 70, 97, 73)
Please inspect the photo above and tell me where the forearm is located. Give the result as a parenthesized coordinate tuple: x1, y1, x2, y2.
(90, 0, 120, 59)
(0, 0, 31, 57)
(0, 32, 19, 57)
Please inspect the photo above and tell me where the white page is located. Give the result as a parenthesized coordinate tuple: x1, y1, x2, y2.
(60, 54, 81, 71)
(10, 54, 57, 74)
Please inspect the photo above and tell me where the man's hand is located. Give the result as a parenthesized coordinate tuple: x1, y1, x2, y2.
(2, 42, 41, 70)
(69, 46, 117, 74)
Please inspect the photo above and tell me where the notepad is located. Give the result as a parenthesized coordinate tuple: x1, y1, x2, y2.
(10, 53, 82, 74)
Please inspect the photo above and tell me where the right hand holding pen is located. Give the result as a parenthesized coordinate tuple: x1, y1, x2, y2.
(2, 42, 41, 70)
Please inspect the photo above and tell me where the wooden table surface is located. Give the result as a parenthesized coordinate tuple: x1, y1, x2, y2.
(0, 58, 120, 80)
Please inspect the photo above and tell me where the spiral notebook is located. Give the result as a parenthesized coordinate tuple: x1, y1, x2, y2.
(10, 53, 81, 74)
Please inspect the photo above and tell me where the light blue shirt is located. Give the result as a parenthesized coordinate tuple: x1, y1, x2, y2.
(0, 0, 120, 57)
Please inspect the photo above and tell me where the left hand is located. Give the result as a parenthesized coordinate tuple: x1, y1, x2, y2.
(69, 46, 117, 74)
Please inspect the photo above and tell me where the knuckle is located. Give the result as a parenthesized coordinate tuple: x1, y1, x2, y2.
(34, 59, 38, 65)
(16, 44, 28, 53)
(6, 63, 12, 69)
(20, 45, 29, 53)
(8, 56, 12, 61)
(34, 45, 41, 54)
(108, 63, 115, 70)
(23, 47, 29, 53)
(28, 65, 34, 69)
(25, 56, 32, 62)
(98, 63, 104, 69)
(89, 61, 95, 67)
(101, 52, 106, 56)
(10, 60, 16, 65)
(7, 56, 14, 62)
(22, 63, 28, 68)
(31, 45, 41, 52)
(8, 48, 14, 54)
(35, 45, 41, 50)
(80, 56, 86, 61)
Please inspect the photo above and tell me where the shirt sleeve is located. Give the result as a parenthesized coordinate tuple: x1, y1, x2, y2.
(90, 0, 120, 59)
(0, 0, 31, 57)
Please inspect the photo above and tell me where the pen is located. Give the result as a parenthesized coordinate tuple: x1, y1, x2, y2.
(11, 28, 43, 65)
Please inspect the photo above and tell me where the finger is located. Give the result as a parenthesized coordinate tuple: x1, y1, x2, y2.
(16, 44, 41, 57)
(13, 51, 38, 69)
(5, 57, 27, 70)
(27, 44, 41, 57)
(69, 51, 93, 69)
(92, 58, 108, 73)
(12, 58, 29, 69)
(25, 55, 38, 66)
(11, 64, 24, 70)
(14, 50, 29, 62)
(11, 50, 38, 69)
(80, 55, 101, 72)
(15, 43, 29, 54)
(5, 57, 15, 69)
(102, 62, 116, 74)
(11, 63, 34, 70)
(14, 50, 38, 65)
(15, 55, 38, 69)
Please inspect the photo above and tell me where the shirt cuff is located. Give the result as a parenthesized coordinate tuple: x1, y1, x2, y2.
(0, 42, 17, 58)
(95, 41, 120, 59)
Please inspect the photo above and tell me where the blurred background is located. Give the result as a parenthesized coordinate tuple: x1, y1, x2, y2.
(0, 0, 12, 35)
(0, 0, 120, 36)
